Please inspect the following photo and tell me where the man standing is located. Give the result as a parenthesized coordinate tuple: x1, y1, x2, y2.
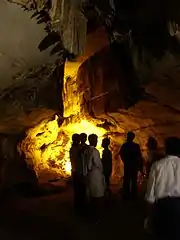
(145, 137, 180, 240)
(102, 138, 112, 194)
(80, 133, 88, 148)
(70, 133, 84, 215)
(79, 133, 89, 177)
(120, 132, 142, 200)
(87, 134, 105, 221)
(79, 133, 89, 213)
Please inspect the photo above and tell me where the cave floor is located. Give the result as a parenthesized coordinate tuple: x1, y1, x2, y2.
(0, 184, 149, 240)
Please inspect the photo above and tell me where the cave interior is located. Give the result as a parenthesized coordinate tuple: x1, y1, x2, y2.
(0, 0, 180, 190)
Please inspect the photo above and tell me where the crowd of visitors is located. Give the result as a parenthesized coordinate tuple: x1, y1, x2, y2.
(70, 131, 180, 239)
(70, 133, 111, 220)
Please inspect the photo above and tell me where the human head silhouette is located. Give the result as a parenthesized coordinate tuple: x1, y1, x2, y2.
(102, 138, 110, 149)
(80, 133, 87, 144)
(127, 131, 135, 143)
(147, 137, 158, 150)
(165, 137, 180, 156)
(88, 134, 98, 147)
(72, 133, 80, 145)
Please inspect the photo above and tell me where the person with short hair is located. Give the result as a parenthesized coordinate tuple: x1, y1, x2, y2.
(70, 134, 81, 174)
(80, 133, 88, 147)
(145, 137, 180, 240)
(79, 132, 89, 176)
(87, 134, 105, 221)
(102, 138, 112, 194)
(119, 131, 142, 199)
(79, 132, 89, 213)
(70, 133, 84, 215)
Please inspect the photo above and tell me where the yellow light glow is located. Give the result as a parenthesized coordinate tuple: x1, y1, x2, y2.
(62, 118, 107, 170)
(20, 116, 107, 179)
(65, 161, 72, 175)
(19, 62, 108, 180)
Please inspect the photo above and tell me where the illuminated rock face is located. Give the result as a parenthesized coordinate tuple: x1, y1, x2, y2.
(19, 48, 180, 183)
(0, 1, 64, 186)
(1, 0, 180, 185)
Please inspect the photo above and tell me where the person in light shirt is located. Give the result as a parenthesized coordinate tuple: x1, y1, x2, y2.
(145, 137, 180, 240)
(87, 134, 105, 221)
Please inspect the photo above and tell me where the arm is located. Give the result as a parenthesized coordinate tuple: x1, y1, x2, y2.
(69, 148, 73, 165)
(70, 148, 75, 171)
(101, 150, 105, 164)
(87, 149, 93, 172)
(145, 163, 156, 204)
(109, 151, 113, 173)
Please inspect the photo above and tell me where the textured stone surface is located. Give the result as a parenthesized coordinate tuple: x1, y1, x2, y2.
(0, 2, 180, 185)
(0, 65, 63, 134)
(0, 0, 56, 89)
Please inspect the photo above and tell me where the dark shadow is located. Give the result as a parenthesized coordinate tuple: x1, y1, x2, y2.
(77, 44, 144, 117)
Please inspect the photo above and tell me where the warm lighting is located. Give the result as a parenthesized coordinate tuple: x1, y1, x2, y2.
(19, 115, 107, 178)
(19, 62, 108, 179)
(65, 161, 72, 175)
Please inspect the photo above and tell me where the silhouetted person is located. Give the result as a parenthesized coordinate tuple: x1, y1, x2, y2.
(70, 133, 84, 215)
(145, 137, 180, 240)
(102, 138, 112, 194)
(80, 133, 88, 148)
(120, 132, 142, 200)
(146, 137, 158, 176)
(79, 133, 89, 177)
(79, 132, 89, 213)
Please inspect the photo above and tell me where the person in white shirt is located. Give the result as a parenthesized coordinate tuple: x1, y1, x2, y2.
(86, 134, 105, 221)
(145, 137, 180, 240)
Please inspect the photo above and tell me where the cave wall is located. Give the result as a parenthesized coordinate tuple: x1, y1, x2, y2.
(77, 46, 127, 115)
(0, 1, 64, 135)
(0, 66, 63, 134)
(0, 1, 65, 187)
(75, 27, 180, 160)
(1, 0, 180, 184)
(0, 0, 57, 90)
(75, 41, 180, 181)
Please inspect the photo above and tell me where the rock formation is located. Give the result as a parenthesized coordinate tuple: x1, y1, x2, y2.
(1, 0, 180, 186)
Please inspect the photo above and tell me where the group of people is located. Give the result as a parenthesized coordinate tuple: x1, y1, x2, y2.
(70, 131, 180, 239)
(119, 132, 180, 240)
(69, 133, 112, 219)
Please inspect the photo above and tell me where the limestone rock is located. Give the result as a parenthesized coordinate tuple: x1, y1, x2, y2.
(0, 65, 63, 134)
(0, 0, 56, 90)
